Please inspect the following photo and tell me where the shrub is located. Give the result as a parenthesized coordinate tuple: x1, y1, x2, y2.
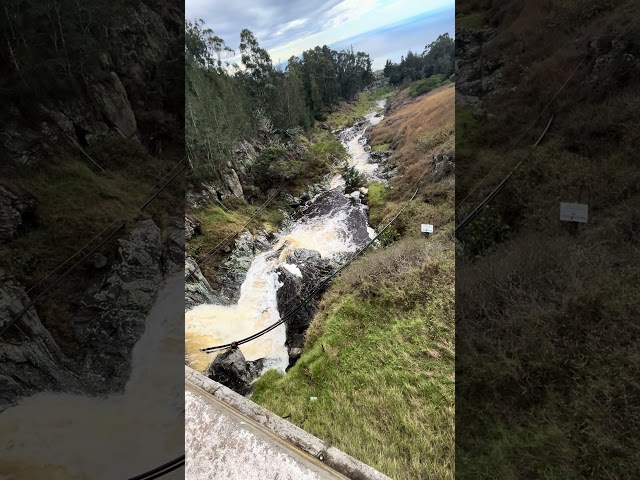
(410, 74, 449, 97)
(252, 146, 302, 186)
(342, 161, 364, 192)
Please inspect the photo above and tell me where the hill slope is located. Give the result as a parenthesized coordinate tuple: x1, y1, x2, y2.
(456, 1, 640, 478)
(252, 83, 455, 480)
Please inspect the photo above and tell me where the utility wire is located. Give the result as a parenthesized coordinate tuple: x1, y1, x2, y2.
(25, 160, 186, 296)
(127, 455, 185, 480)
(455, 114, 554, 235)
(0, 159, 186, 338)
(200, 188, 419, 354)
(455, 40, 594, 212)
(185, 181, 288, 280)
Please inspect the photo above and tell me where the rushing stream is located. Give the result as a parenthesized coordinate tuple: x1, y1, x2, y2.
(0, 274, 184, 480)
(185, 100, 387, 377)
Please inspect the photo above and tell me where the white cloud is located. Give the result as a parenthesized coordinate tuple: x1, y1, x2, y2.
(325, 0, 381, 27)
(274, 18, 309, 36)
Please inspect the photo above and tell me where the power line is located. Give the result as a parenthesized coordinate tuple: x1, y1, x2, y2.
(200, 188, 419, 354)
(25, 160, 186, 296)
(127, 455, 185, 480)
(455, 41, 594, 212)
(0, 159, 186, 338)
(185, 181, 288, 281)
(455, 114, 554, 236)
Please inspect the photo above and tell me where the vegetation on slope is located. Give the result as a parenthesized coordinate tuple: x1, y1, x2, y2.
(456, 0, 640, 478)
(0, 142, 179, 355)
(253, 82, 456, 479)
(1, 1, 183, 356)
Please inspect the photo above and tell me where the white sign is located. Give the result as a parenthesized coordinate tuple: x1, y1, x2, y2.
(421, 224, 434, 233)
(560, 202, 588, 223)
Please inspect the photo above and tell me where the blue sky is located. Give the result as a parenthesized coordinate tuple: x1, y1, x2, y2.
(186, 0, 455, 70)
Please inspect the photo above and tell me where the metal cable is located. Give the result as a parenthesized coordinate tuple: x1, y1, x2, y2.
(185, 181, 288, 280)
(0, 159, 186, 338)
(455, 41, 594, 212)
(127, 455, 185, 480)
(200, 188, 419, 353)
(25, 159, 186, 296)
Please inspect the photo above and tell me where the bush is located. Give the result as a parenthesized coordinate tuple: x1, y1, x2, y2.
(342, 161, 364, 191)
(252, 146, 302, 186)
(410, 74, 449, 97)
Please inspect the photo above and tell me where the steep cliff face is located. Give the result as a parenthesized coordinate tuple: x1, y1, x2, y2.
(0, 1, 184, 409)
(1, 0, 183, 163)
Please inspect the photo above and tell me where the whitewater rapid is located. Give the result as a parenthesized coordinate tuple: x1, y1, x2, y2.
(186, 100, 387, 376)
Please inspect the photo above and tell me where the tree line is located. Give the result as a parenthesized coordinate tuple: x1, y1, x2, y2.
(185, 19, 374, 181)
(383, 33, 454, 86)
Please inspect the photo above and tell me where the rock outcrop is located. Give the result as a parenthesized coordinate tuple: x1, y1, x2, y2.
(276, 249, 338, 367)
(72, 219, 163, 392)
(0, 186, 35, 243)
(0, 274, 84, 409)
(206, 348, 263, 396)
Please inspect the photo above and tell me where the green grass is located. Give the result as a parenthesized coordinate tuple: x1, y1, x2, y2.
(253, 240, 455, 480)
(0, 144, 179, 354)
(372, 143, 391, 152)
(409, 75, 450, 98)
(252, 86, 456, 479)
(456, 12, 487, 29)
(327, 85, 395, 129)
(366, 181, 387, 227)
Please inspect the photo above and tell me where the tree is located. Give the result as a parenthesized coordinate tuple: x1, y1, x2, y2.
(239, 29, 272, 82)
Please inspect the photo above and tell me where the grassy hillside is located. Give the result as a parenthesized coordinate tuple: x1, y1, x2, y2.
(456, 1, 640, 478)
(252, 83, 455, 479)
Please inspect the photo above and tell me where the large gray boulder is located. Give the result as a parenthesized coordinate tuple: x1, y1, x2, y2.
(206, 347, 263, 396)
(0, 273, 84, 411)
(276, 249, 338, 365)
(72, 219, 163, 392)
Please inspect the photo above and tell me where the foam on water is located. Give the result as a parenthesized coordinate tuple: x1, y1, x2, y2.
(185, 203, 363, 374)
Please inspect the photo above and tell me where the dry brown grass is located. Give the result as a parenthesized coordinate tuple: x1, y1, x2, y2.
(370, 85, 454, 195)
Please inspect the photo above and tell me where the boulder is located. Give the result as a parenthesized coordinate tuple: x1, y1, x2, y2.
(206, 348, 262, 396)
(276, 248, 338, 363)
(90, 72, 137, 138)
(0, 275, 84, 411)
(72, 219, 163, 392)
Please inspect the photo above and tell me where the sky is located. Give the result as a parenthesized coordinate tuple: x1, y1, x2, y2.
(186, 0, 455, 70)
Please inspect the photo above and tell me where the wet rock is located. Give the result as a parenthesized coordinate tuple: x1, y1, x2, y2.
(162, 216, 184, 275)
(206, 348, 261, 396)
(72, 219, 163, 392)
(185, 215, 200, 241)
(293, 190, 371, 248)
(185, 256, 224, 310)
(0, 275, 85, 411)
(276, 248, 339, 361)
(348, 191, 362, 204)
(0, 185, 35, 243)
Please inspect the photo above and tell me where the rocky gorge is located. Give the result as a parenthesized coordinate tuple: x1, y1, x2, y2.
(0, 0, 184, 410)
(184, 102, 390, 395)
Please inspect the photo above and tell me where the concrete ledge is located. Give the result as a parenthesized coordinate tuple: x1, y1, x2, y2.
(185, 366, 391, 480)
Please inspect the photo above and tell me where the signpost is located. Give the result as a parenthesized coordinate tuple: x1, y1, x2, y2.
(559, 202, 588, 223)
(421, 224, 434, 234)
(560, 184, 589, 235)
